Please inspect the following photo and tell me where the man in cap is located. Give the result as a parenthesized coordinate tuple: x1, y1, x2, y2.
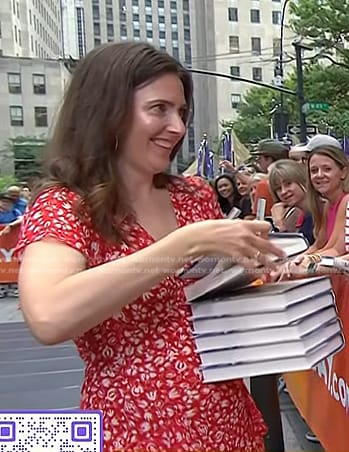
(289, 143, 310, 165)
(307, 134, 342, 151)
(251, 139, 289, 217)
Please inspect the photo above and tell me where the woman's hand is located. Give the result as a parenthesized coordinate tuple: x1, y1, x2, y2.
(181, 219, 285, 270)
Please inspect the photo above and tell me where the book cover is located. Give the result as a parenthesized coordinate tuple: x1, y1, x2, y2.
(184, 233, 309, 301)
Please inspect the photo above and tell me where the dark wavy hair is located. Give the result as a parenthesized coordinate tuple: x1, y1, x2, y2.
(214, 173, 241, 215)
(34, 42, 193, 242)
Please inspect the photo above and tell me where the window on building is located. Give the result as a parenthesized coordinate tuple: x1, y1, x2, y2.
(251, 37, 261, 54)
(158, 15, 165, 23)
(29, 9, 32, 24)
(93, 22, 100, 35)
(273, 38, 281, 56)
(184, 43, 192, 64)
(132, 0, 139, 5)
(145, 0, 152, 5)
(170, 1, 177, 9)
(14, 25, 17, 43)
(33, 74, 46, 94)
(172, 47, 179, 60)
(252, 67, 263, 81)
(229, 35, 239, 53)
(106, 7, 113, 21)
(9, 106, 23, 126)
(230, 66, 240, 78)
(133, 28, 140, 37)
(228, 7, 238, 22)
(272, 11, 281, 25)
(159, 30, 165, 39)
(106, 0, 112, 4)
(120, 11, 126, 21)
(133, 13, 139, 21)
(107, 23, 114, 38)
(231, 94, 241, 109)
(184, 28, 190, 41)
(34, 107, 48, 127)
(183, 14, 190, 26)
(183, 0, 189, 10)
(250, 9, 260, 23)
(146, 29, 153, 38)
(171, 14, 177, 24)
(92, 5, 100, 20)
(172, 31, 178, 40)
(120, 23, 127, 36)
(8, 73, 21, 94)
(158, 0, 164, 7)
(146, 14, 152, 22)
(94, 37, 101, 46)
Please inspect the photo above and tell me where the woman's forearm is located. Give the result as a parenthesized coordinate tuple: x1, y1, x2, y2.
(20, 227, 200, 345)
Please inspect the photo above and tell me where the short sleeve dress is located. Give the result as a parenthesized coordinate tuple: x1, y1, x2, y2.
(16, 176, 266, 452)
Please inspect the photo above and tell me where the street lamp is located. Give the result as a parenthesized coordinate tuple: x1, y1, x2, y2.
(273, 0, 291, 140)
(279, 0, 291, 110)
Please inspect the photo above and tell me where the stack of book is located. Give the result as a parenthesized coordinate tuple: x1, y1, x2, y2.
(182, 234, 344, 383)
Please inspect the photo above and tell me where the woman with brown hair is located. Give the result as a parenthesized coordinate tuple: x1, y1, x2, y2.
(15, 42, 283, 451)
(269, 159, 314, 244)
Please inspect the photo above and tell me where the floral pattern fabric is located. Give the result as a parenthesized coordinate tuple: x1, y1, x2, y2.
(16, 176, 266, 452)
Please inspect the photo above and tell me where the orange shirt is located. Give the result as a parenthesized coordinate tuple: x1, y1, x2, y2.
(252, 179, 274, 217)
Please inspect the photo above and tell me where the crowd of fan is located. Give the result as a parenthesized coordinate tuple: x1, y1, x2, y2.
(213, 134, 349, 280)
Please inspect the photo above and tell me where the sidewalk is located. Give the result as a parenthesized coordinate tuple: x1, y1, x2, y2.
(0, 297, 323, 451)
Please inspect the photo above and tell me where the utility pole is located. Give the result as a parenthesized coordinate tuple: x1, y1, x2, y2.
(293, 41, 310, 143)
(273, 0, 291, 140)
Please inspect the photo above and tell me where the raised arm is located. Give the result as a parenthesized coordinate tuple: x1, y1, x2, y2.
(19, 219, 283, 345)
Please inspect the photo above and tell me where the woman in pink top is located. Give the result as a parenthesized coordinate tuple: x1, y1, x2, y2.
(307, 144, 349, 250)
(281, 144, 349, 278)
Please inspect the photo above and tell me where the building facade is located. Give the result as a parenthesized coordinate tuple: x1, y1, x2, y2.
(0, 57, 70, 174)
(0, 0, 63, 58)
(193, 0, 296, 141)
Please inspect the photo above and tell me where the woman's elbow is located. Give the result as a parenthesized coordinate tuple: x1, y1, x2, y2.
(21, 304, 70, 345)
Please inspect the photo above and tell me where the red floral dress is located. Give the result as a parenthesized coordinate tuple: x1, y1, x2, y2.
(16, 176, 266, 452)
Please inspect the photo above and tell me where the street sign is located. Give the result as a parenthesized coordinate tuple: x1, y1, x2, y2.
(287, 124, 318, 136)
(302, 102, 330, 114)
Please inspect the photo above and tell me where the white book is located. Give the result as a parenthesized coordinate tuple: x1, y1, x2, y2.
(194, 305, 338, 352)
(200, 334, 344, 382)
(190, 277, 331, 319)
(199, 320, 341, 367)
(184, 233, 309, 301)
(192, 290, 334, 334)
